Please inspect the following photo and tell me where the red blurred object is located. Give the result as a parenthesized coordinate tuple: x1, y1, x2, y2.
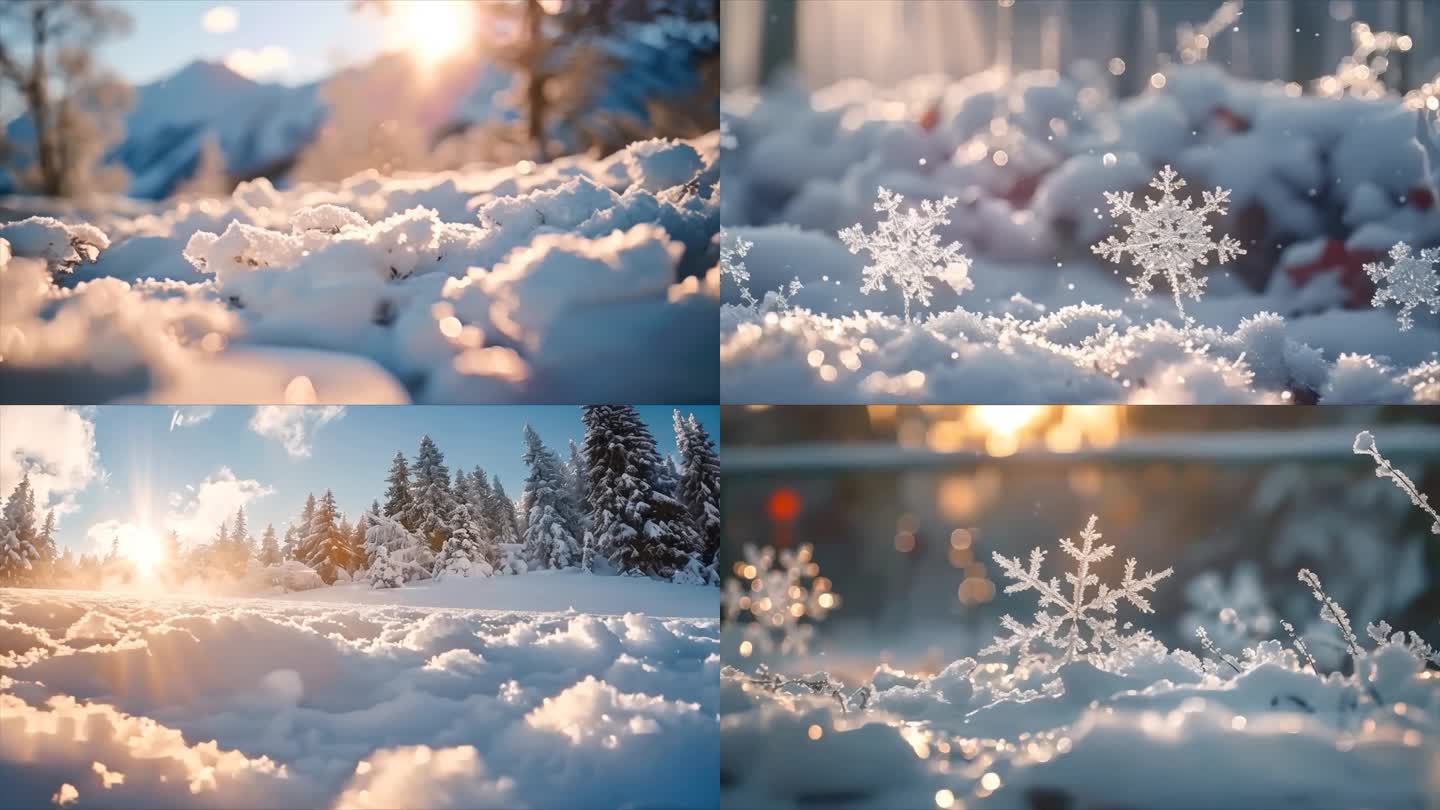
(1211, 106, 1251, 133)
(1283, 239, 1382, 308)
(766, 487, 802, 522)
(918, 103, 941, 132)
(998, 172, 1043, 207)
(1407, 186, 1435, 210)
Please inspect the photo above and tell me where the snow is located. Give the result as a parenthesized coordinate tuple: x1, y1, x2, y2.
(1, 134, 719, 403)
(0, 584, 718, 808)
(277, 569, 716, 619)
(722, 66, 1440, 403)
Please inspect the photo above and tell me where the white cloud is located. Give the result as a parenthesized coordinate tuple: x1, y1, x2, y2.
(164, 467, 274, 544)
(0, 406, 100, 518)
(249, 406, 345, 458)
(169, 407, 216, 431)
(202, 5, 239, 34)
(225, 46, 292, 80)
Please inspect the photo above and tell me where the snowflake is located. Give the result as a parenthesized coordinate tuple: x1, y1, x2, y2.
(722, 543, 837, 656)
(839, 187, 973, 322)
(721, 232, 756, 307)
(1092, 165, 1245, 323)
(1364, 242, 1440, 332)
(981, 515, 1173, 667)
(1352, 430, 1440, 534)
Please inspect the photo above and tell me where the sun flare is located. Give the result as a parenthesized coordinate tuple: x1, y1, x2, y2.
(392, 0, 477, 68)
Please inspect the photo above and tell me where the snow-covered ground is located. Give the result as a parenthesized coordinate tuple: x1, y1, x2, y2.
(0, 134, 719, 404)
(721, 65, 1440, 403)
(277, 569, 716, 618)
(0, 585, 719, 808)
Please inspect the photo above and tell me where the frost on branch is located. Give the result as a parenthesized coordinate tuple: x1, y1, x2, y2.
(1366, 620, 1440, 666)
(981, 515, 1173, 668)
(1297, 568, 1362, 658)
(1352, 430, 1440, 534)
(1092, 165, 1245, 323)
(720, 232, 755, 307)
(839, 187, 973, 322)
(721, 543, 837, 656)
(1363, 242, 1440, 332)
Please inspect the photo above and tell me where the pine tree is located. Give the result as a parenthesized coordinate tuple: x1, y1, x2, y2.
(352, 511, 372, 568)
(434, 501, 494, 579)
(490, 475, 520, 546)
(232, 507, 251, 556)
(384, 451, 414, 529)
(302, 490, 357, 583)
(282, 524, 298, 561)
(0, 474, 40, 584)
(259, 524, 281, 566)
(364, 512, 431, 587)
(406, 435, 456, 553)
(467, 466, 498, 564)
(655, 453, 681, 499)
(521, 425, 580, 570)
(676, 412, 721, 567)
(38, 510, 57, 563)
(583, 406, 701, 578)
(568, 439, 589, 528)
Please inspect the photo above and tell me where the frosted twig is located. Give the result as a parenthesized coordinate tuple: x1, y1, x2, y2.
(1194, 626, 1242, 673)
(1353, 430, 1440, 535)
(1281, 619, 1317, 672)
(1297, 569, 1361, 658)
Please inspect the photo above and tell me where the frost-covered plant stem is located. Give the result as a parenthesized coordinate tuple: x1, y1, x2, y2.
(1297, 568, 1362, 659)
(1352, 431, 1440, 535)
(1281, 619, 1318, 672)
(731, 667, 873, 714)
(1194, 626, 1241, 674)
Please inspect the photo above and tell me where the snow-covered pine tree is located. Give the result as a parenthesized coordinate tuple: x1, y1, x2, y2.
(303, 490, 358, 583)
(489, 475, 520, 546)
(364, 512, 431, 587)
(655, 453, 681, 499)
(282, 524, 298, 561)
(0, 474, 40, 585)
(434, 501, 494, 579)
(38, 509, 56, 564)
(580, 529, 596, 573)
(520, 425, 580, 570)
(466, 467, 499, 564)
(259, 524, 281, 566)
(406, 435, 456, 553)
(352, 511, 371, 569)
(384, 451, 415, 530)
(676, 411, 721, 567)
(582, 406, 702, 578)
(568, 439, 589, 529)
(232, 506, 251, 556)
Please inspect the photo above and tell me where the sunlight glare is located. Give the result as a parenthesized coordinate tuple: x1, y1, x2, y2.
(394, 1, 477, 68)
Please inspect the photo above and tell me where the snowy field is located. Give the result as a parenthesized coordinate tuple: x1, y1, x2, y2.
(721, 65, 1440, 403)
(0, 134, 719, 404)
(0, 584, 719, 808)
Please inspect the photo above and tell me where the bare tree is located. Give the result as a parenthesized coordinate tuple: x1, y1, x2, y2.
(0, 0, 133, 197)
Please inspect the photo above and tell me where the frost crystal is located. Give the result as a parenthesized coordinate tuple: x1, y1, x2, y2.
(1297, 568, 1361, 658)
(1366, 620, 1440, 666)
(839, 187, 973, 322)
(720, 232, 756, 307)
(981, 515, 1173, 667)
(722, 543, 837, 656)
(1363, 242, 1439, 332)
(1352, 430, 1440, 534)
(1092, 165, 1246, 323)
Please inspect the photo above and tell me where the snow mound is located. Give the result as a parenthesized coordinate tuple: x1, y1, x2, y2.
(2, 135, 719, 403)
(0, 587, 718, 808)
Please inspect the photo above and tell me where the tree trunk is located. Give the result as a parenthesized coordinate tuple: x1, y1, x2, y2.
(525, 0, 549, 161)
(27, 5, 62, 196)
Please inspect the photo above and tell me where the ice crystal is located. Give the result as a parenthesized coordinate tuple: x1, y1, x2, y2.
(1363, 242, 1440, 332)
(722, 543, 837, 656)
(981, 515, 1173, 667)
(1353, 430, 1439, 534)
(839, 187, 973, 322)
(720, 232, 756, 307)
(1366, 621, 1440, 666)
(1092, 165, 1246, 323)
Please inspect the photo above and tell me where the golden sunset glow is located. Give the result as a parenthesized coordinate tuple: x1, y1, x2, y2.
(393, 1, 477, 68)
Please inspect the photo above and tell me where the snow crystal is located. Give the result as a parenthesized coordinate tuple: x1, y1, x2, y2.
(839, 187, 973, 322)
(1365, 242, 1440, 331)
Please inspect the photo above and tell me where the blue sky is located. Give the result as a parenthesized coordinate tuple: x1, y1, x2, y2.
(103, 0, 391, 86)
(0, 405, 718, 556)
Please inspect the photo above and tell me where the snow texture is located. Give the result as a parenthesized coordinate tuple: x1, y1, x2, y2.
(721, 66, 1440, 403)
(0, 585, 718, 808)
(1, 135, 719, 404)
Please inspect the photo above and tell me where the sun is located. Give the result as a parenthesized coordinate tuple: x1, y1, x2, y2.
(392, 0, 478, 68)
(121, 525, 165, 579)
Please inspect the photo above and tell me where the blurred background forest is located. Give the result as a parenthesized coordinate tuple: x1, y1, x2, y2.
(721, 406, 1440, 682)
(724, 0, 1439, 92)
